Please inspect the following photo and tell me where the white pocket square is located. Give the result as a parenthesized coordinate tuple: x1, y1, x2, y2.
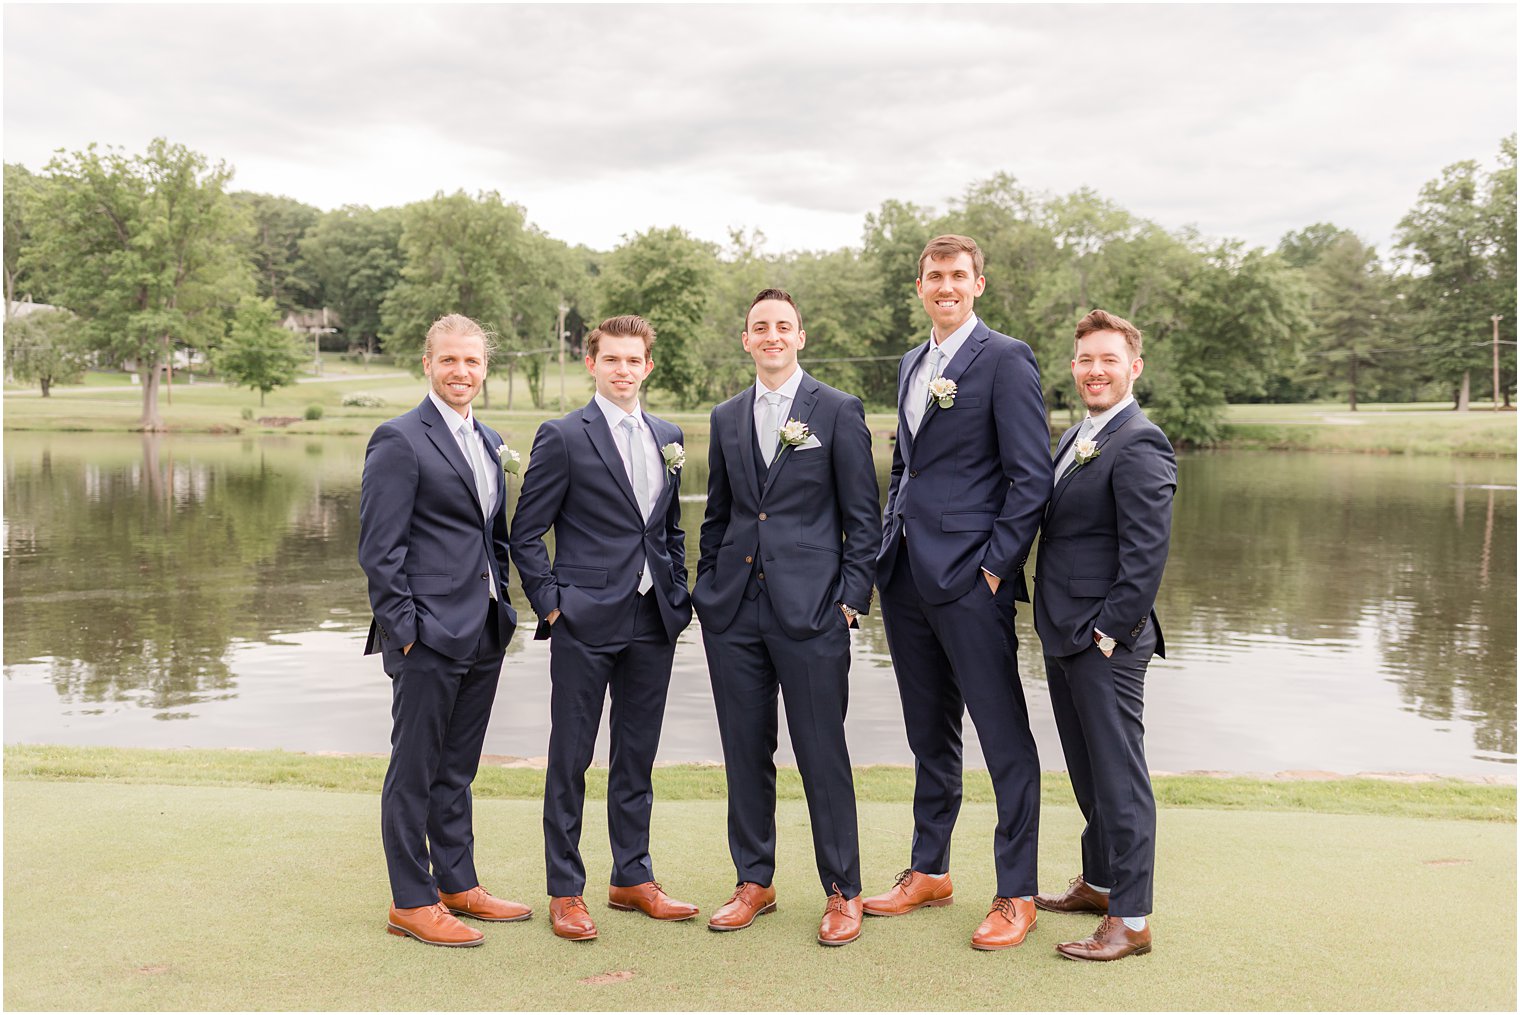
(796, 435, 824, 450)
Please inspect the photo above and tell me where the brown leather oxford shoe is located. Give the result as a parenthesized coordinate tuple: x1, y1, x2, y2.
(387, 902, 484, 947)
(549, 896, 599, 941)
(1056, 916, 1152, 961)
(707, 882, 777, 931)
(862, 869, 954, 916)
(607, 881, 699, 921)
(817, 887, 863, 947)
(1033, 875, 1109, 915)
(970, 896, 1037, 951)
(440, 885, 533, 922)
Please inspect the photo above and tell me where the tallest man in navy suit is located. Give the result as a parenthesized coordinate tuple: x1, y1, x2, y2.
(866, 235, 1054, 951)
(359, 313, 528, 948)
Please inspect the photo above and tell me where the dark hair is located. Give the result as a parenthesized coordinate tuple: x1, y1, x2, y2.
(1073, 308, 1143, 358)
(918, 234, 984, 278)
(745, 288, 803, 331)
(586, 314, 656, 359)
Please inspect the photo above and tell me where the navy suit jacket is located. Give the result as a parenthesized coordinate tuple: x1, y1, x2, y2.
(1033, 401, 1176, 659)
(509, 401, 693, 646)
(358, 397, 518, 668)
(877, 320, 1053, 605)
(693, 371, 881, 641)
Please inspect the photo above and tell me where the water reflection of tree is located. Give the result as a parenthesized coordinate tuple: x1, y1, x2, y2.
(1161, 453, 1516, 756)
(5, 436, 333, 712)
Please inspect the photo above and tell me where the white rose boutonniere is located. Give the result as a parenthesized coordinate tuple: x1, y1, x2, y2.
(927, 376, 957, 409)
(778, 418, 812, 448)
(661, 442, 685, 474)
(1073, 439, 1100, 467)
(498, 444, 522, 475)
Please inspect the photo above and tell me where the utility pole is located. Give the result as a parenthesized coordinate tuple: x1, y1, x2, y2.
(557, 302, 569, 410)
(1492, 314, 1503, 410)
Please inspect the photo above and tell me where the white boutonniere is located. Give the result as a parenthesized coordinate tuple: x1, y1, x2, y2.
(927, 376, 957, 409)
(777, 418, 812, 448)
(661, 442, 685, 474)
(498, 444, 522, 475)
(1073, 439, 1100, 467)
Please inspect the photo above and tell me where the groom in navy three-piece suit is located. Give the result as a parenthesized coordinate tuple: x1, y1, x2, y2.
(694, 289, 881, 947)
(1034, 308, 1175, 963)
(509, 313, 699, 942)
(359, 314, 529, 948)
(866, 235, 1054, 952)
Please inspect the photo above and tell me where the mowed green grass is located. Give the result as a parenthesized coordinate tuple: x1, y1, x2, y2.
(4, 761, 1515, 1010)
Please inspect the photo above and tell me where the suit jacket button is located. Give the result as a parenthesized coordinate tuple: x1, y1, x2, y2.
(758, 512, 768, 521)
(910, 470, 918, 478)
(744, 555, 753, 564)
(481, 572, 489, 580)
(758, 572, 765, 581)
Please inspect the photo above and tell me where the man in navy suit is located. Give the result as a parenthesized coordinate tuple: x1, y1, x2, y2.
(694, 289, 881, 947)
(1034, 309, 1175, 962)
(509, 314, 698, 942)
(865, 235, 1054, 951)
(359, 313, 527, 948)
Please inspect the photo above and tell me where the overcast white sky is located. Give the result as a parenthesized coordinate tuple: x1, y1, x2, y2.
(4, 4, 1515, 256)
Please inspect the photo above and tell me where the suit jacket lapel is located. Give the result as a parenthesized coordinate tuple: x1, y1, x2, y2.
(734, 393, 763, 504)
(477, 422, 505, 517)
(642, 411, 677, 526)
(1049, 402, 1142, 514)
(419, 398, 483, 509)
(581, 401, 641, 515)
(916, 323, 989, 441)
(760, 373, 820, 502)
(896, 341, 930, 459)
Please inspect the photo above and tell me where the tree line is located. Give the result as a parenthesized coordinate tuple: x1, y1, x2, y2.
(4, 135, 1514, 443)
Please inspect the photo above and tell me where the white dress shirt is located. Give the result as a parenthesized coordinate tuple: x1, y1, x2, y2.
(1053, 394, 1136, 483)
(428, 389, 497, 515)
(902, 313, 979, 436)
(752, 365, 805, 454)
(593, 392, 665, 595)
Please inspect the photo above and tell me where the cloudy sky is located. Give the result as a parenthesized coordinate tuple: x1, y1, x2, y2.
(4, 4, 1514, 256)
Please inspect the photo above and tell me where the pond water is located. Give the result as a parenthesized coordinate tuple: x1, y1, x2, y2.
(4, 429, 1514, 776)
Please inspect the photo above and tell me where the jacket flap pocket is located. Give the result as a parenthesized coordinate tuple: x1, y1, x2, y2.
(1068, 577, 1113, 597)
(409, 573, 452, 596)
(556, 564, 608, 588)
(941, 510, 996, 533)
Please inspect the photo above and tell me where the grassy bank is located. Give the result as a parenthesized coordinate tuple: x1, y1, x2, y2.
(4, 751, 1514, 1011)
(7, 372, 1515, 456)
(6, 745, 1515, 821)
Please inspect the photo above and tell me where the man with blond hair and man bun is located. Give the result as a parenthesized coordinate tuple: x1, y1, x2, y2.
(359, 313, 528, 947)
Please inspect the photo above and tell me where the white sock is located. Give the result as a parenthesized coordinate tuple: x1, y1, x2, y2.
(1119, 916, 1147, 931)
(1087, 883, 1111, 894)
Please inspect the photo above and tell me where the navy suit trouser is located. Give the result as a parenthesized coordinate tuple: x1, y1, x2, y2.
(381, 600, 504, 908)
(878, 549, 1041, 898)
(1043, 623, 1157, 917)
(543, 592, 675, 897)
(703, 581, 861, 898)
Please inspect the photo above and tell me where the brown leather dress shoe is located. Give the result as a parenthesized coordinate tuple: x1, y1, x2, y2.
(970, 896, 1037, 951)
(817, 887, 863, 947)
(707, 882, 777, 931)
(549, 896, 599, 941)
(1033, 875, 1109, 915)
(607, 881, 699, 921)
(440, 885, 533, 922)
(862, 869, 954, 916)
(387, 902, 484, 947)
(1056, 916, 1152, 961)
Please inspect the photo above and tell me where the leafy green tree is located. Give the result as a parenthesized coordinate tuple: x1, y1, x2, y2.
(22, 139, 252, 430)
(214, 297, 304, 405)
(1395, 136, 1516, 409)
(4, 162, 46, 312)
(1297, 232, 1395, 409)
(4, 309, 90, 395)
(598, 226, 719, 409)
(231, 192, 321, 313)
(298, 205, 404, 358)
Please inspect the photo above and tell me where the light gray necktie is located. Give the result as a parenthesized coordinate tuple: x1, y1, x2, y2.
(619, 416, 654, 594)
(459, 420, 498, 600)
(1060, 416, 1096, 482)
(759, 391, 783, 466)
(924, 346, 945, 409)
(459, 420, 491, 521)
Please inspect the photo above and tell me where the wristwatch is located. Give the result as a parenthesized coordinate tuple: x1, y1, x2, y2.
(1095, 633, 1116, 654)
(839, 604, 859, 623)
